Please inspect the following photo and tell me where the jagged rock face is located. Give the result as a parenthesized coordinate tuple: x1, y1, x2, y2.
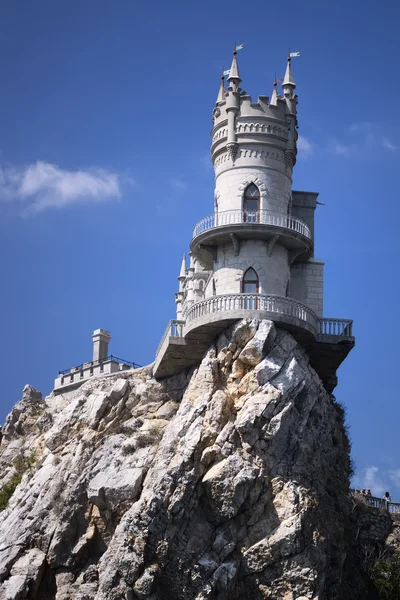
(0, 321, 353, 600)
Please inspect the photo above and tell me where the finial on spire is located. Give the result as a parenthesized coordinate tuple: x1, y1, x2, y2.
(282, 53, 296, 98)
(227, 45, 242, 82)
(270, 76, 279, 106)
(216, 73, 225, 104)
(283, 55, 296, 88)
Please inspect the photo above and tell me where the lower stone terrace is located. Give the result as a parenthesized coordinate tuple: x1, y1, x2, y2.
(154, 293, 354, 393)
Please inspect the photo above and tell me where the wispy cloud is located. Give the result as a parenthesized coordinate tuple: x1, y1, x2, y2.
(353, 465, 387, 497)
(330, 142, 352, 156)
(169, 177, 186, 191)
(0, 161, 122, 214)
(201, 152, 213, 171)
(382, 137, 396, 151)
(330, 122, 397, 157)
(297, 135, 313, 157)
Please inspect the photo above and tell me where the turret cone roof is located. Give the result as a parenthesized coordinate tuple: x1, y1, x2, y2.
(216, 74, 225, 104)
(283, 56, 296, 89)
(227, 50, 241, 82)
(179, 254, 186, 278)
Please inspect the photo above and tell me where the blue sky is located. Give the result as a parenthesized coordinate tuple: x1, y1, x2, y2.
(0, 0, 399, 498)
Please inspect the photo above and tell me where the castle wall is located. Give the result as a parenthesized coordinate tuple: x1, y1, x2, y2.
(291, 191, 318, 245)
(290, 259, 324, 317)
(215, 166, 292, 215)
(213, 240, 289, 297)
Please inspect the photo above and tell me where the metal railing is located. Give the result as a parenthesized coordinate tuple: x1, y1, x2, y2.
(59, 355, 141, 376)
(156, 320, 185, 356)
(192, 209, 312, 240)
(185, 293, 319, 332)
(319, 318, 353, 338)
(351, 490, 400, 514)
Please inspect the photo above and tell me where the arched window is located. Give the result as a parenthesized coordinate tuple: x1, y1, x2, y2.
(243, 184, 260, 223)
(242, 268, 259, 293)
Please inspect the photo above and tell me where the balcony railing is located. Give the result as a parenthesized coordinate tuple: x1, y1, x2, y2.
(185, 294, 319, 332)
(319, 318, 353, 338)
(59, 355, 141, 375)
(156, 319, 185, 356)
(351, 490, 400, 514)
(192, 209, 311, 240)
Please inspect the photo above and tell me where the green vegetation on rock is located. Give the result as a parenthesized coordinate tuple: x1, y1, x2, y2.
(0, 452, 37, 510)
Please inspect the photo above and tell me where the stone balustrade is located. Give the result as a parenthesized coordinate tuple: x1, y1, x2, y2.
(185, 293, 320, 333)
(192, 209, 312, 240)
(319, 318, 353, 337)
(156, 320, 185, 356)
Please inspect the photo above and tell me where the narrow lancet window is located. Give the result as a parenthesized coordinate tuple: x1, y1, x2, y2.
(243, 184, 260, 223)
(242, 268, 259, 294)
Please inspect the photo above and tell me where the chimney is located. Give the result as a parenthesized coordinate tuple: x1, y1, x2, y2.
(92, 329, 111, 362)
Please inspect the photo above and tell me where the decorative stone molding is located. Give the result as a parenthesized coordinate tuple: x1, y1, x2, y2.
(284, 149, 296, 169)
(197, 244, 218, 262)
(212, 128, 228, 144)
(289, 248, 305, 265)
(229, 233, 240, 256)
(226, 142, 239, 162)
(266, 234, 280, 257)
(236, 122, 288, 138)
(213, 148, 285, 168)
(237, 176, 268, 199)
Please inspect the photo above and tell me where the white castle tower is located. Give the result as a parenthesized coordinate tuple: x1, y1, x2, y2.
(155, 51, 354, 391)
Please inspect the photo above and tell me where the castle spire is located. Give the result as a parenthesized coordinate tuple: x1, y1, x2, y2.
(227, 48, 241, 84)
(216, 73, 225, 104)
(270, 78, 279, 106)
(179, 254, 186, 279)
(282, 55, 296, 98)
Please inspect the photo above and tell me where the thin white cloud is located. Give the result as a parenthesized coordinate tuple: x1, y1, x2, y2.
(169, 177, 186, 191)
(345, 122, 396, 153)
(331, 142, 352, 156)
(382, 137, 396, 151)
(201, 152, 213, 171)
(389, 469, 400, 487)
(0, 161, 121, 214)
(348, 121, 373, 134)
(297, 135, 313, 157)
(353, 465, 388, 497)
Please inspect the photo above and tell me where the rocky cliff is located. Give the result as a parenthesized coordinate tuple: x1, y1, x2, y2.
(0, 320, 355, 600)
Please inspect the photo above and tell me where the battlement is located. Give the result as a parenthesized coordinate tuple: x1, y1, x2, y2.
(53, 329, 140, 393)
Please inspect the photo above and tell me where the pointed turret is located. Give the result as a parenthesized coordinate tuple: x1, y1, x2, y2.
(282, 56, 296, 98)
(270, 79, 279, 106)
(216, 74, 225, 104)
(227, 49, 241, 85)
(179, 254, 186, 279)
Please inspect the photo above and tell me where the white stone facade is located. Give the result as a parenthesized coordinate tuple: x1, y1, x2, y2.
(290, 259, 324, 317)
(174, 52, 325, 334)
(205, 241, 290, 297)
(215, 167, 292, 215)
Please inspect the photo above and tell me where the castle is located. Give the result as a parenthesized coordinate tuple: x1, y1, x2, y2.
(54, 50, 354, 394)
(154, 50, 354, 391)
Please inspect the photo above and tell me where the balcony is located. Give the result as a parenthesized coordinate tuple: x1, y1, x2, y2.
(184, 293, 320, 338)
(190, 209, 313, 260)
(153, 297, 354, 390)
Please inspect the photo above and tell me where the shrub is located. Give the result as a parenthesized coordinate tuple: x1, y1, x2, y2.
(0, 473, 22, 510)
(371, 554, 400, 599)
(0, 452, 37, 511)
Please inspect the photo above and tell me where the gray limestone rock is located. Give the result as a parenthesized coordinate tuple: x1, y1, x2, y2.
(0, 321, 357, 599)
